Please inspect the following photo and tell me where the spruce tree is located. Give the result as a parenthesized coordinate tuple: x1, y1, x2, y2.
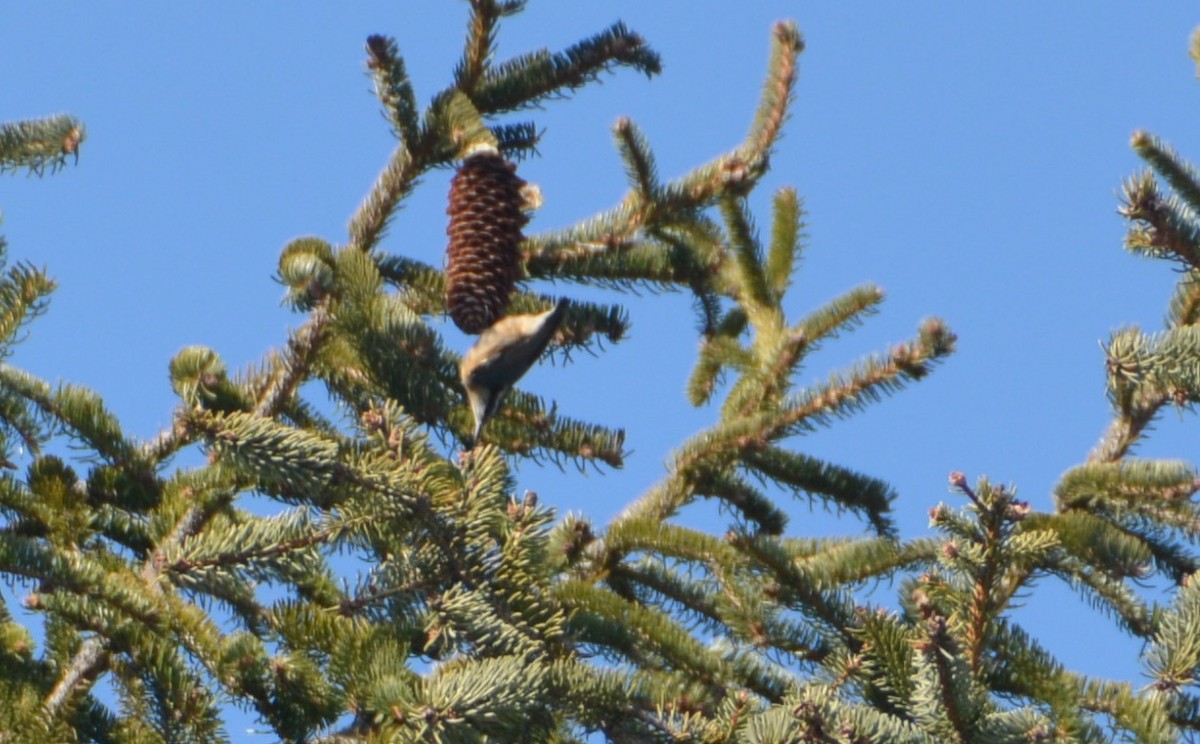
(3, 3, 1200, 743)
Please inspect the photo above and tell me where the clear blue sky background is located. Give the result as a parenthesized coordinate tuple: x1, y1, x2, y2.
(4, 1, 1200, 734)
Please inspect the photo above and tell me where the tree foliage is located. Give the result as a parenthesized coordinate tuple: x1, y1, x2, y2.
(3, 2, 1200, 742)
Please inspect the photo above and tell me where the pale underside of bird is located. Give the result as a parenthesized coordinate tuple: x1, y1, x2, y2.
(459, 298, 569, 445)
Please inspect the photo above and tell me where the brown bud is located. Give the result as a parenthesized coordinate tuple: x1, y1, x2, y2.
(360, 408, 384, 431)
(61, 126, 83, 157)
(1005, 499, 1032, 521)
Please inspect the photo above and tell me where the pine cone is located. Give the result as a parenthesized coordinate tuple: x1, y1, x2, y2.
(445, 149, 528, 334)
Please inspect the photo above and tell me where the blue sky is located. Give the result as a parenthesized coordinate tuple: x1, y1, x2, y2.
(4, 1, 1200, 732)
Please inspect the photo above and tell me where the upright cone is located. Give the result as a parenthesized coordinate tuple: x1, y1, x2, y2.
(445, 148, 528, 334)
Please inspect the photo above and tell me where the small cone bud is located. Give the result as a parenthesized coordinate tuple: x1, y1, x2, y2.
(445, 149, 528, 334)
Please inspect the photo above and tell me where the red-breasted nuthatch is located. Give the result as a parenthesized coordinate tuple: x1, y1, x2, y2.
(460, 298, 569, 444)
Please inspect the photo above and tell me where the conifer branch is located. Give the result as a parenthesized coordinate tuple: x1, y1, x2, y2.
(695, 469, 789, 535)
(1166, 694, 1200, 733)
(765, 187, 803, 302)
(168, 508, 328, 576)
(614, 117, 660, 202)
(473, 22, 662, 114)
(473, 388, 626, 468)
(546, 663, 685, 740)
(1095, 326, 1198, 462)
(611, 560, 727, 634)
(1120, 170, 1200, 270)
(0, 369, 141, 468)
(795, 284, 885, 347)
(523, 23, 802, 290)
(456, 1, 505, 94)
(742, 447, 897, 536)
(1043, 552, 1155, 638)
(374, 254, 445, 313)
(1144, 570, 1200, 693)
(365, 35, 419, 145)
(616, 320, 952, 539)
(0, 262, 54, 352)
(982, 620, 1104, 737)
(1075, 677, 1177, 743)
(480, 121, 539, 159)
(688, 333, 751, 406)
(0, 259, 56, 459)
(657, 22, 803, 207)
(0, 115, 84, 176)
(44, 308, 333, 720)
(348, 144, 421, 254)
(1168, 270, 1200, 327)
(1090, 137, 1200, 468)
(742, 23, 803, 180)
(721, 327, 802, 420)
(719, 194, 773, 318)
(256, 305, 333, 419)
(1056, 460, 1200, 510)
(557, 578, 759, 698)
(603, 518, 738, 571)
(524, 231, 718, 290)
(1088, 396, 1165, 464)
(798, 535, 941, 588)
(1036, 510, 1154, 579)
(1106, 326, 1200, 404)
(958, 482, 1014, 673)
(1132, 130, 1200, 213)
(440, 90, 497, 153)
(776, 319, 955, 436)
(911, 602, 973, 744)
(730, 532, 859, 647)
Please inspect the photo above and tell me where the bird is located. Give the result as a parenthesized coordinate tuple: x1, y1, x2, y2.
(459, 298, 569, 445)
